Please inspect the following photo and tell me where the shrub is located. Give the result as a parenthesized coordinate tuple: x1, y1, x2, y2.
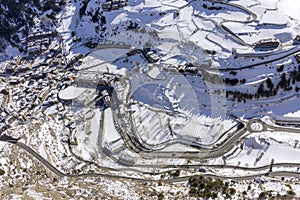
(0, 168, 5, 175)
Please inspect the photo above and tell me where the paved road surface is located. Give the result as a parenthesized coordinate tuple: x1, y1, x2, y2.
(1, 133, 300, 183)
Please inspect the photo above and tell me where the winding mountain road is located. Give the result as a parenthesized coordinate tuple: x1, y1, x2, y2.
(1, 133, 300, 183)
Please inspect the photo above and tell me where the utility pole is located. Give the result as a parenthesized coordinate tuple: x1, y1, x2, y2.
(269, 158, 274, 173)
(222, 156, 227, 166)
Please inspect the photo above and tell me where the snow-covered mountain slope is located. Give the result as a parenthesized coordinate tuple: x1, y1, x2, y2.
(1, 0, 300, 199)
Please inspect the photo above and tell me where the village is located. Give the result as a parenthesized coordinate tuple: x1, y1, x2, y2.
(0, 31, 75, 139)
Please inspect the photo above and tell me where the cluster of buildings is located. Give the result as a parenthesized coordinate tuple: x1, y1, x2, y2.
(128, 47, 161, 63)
(95, 76, 114, 110)
(253, 38, 280, 51)
(177, 63, 199, 74)
(149, 62, 199, 75)
(142, 49, 160, 63)
(26, 31, 57, 56)
(102, 0, 128, 11)
(0, 33, 76, 138)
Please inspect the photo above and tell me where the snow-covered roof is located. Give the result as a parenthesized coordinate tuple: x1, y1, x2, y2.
(58, 86, 86, 101)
